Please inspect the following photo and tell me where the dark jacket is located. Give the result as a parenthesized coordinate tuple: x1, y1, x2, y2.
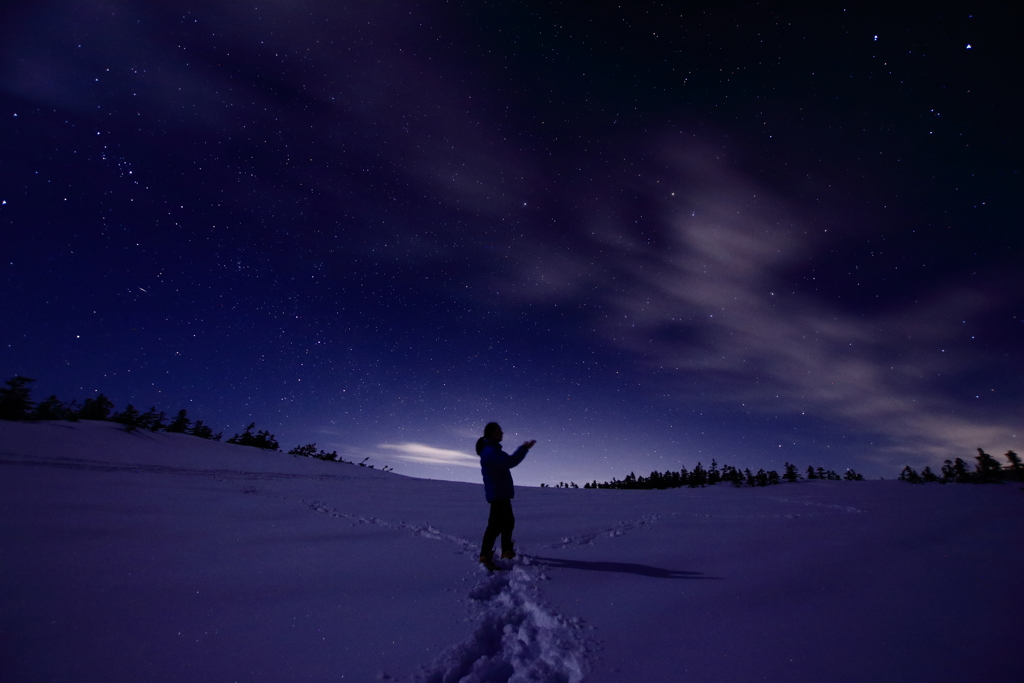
(477, 437, 529, 502)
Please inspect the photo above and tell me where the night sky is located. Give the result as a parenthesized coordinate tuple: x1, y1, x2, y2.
(3, 2, 1021, 485)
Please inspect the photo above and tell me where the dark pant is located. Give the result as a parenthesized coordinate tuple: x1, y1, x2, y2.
(481, 499, 515, 556)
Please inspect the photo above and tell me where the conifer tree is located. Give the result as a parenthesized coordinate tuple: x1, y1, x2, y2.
(0, 376, 36, 420)
(78, 394, 114, 421)
(708, 460, 722, 484)
(783, 462, 801, 482)
(189, 420, 216, 439)
(952, 457, 971, 483)
(139, 407, 165, 432)
(64, 400, 81, 421)
(112, 404, 142, 432)
(730, 466, 744, 487)
(806, 465, 817, 480)
(974, 448, 1003, 483)
(1005, 451, 1023, 482)
(689, 462, 707, 487)
(227, 422, 280, 450)
(899, 466, 923, 484)
(678, 466, 690, 487)
(167, 409, 190, 433)
(921, 466, 939, 483)
(32, 395, 68, 421)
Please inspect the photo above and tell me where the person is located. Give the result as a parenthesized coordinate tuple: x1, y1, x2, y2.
(477, 422, 535, 570)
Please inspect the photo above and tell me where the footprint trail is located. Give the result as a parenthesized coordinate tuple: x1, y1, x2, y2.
(304, 500, 589, 682)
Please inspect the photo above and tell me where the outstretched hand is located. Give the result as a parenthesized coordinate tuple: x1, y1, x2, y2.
(522, 440, 537, 450)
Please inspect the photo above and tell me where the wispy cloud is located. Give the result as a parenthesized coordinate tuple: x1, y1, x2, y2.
(510, 140, 1020, 465)
(377, 442, 479, 468)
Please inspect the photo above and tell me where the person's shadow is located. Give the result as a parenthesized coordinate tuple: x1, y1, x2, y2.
(528, 556, 719, 579)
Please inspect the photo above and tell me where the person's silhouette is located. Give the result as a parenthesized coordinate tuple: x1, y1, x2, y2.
(476, 422, 535, 570)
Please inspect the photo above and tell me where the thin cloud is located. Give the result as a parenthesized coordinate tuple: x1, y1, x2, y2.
(617, 147, 1018, 462)
(507, 139, 1019, 466)
(377, 442, 479, 468)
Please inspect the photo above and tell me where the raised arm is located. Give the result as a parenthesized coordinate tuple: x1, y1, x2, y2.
(480, 440, 535, 469)
(506, 440, 536, 468)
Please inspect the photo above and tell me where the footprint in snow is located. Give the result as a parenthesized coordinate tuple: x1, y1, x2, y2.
(548, 514, 661, 549)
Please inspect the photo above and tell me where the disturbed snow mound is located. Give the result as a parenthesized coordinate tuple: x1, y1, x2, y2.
(414, 560, 588, 683)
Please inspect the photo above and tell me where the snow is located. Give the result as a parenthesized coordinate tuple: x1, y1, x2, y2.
(1, 420, 1021, 682)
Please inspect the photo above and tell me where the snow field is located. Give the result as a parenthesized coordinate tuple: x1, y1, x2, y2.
(2, 420, 1022, 682)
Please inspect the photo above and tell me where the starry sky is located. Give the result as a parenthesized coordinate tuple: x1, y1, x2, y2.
(2, 1, 1021, 485)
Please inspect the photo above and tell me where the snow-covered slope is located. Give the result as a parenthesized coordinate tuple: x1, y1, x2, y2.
(1, 420, 1021, 682)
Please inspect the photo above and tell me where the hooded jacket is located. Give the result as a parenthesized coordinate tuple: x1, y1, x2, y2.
(476, 437, 529, 502)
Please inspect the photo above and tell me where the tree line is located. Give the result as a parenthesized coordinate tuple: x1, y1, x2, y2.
(577, 449, 1023, 491)
(0, 375, 387, 469)
(572, 461, 864, 491)
(898, 449, 1022, 484)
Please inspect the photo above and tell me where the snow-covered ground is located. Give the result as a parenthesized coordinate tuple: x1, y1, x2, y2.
(2, 420, 1021, 682)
